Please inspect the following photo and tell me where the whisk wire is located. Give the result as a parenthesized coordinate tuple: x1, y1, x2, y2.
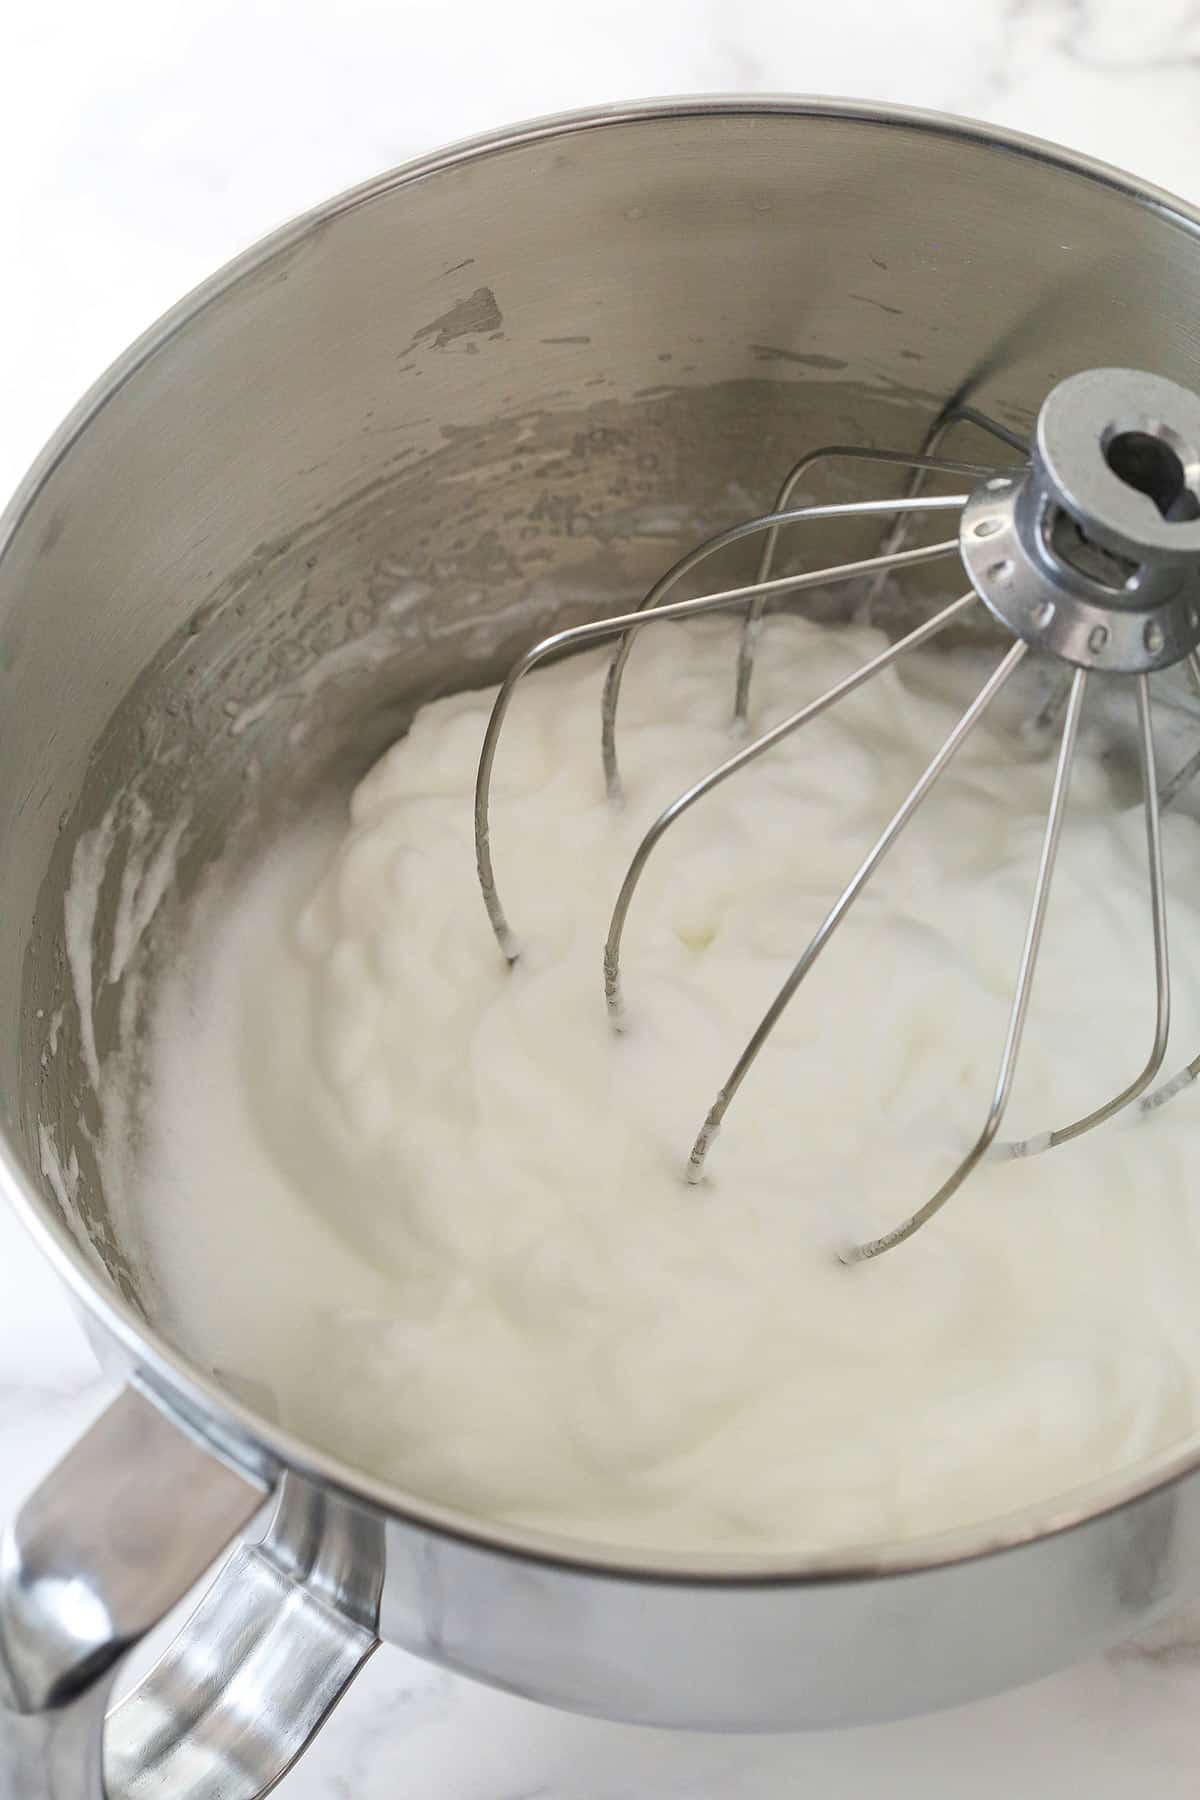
(600, 493, 969, 801)
(1141, 652, 1200, 1116)
(844, 663, 1088, 1262)
(731, 448, 1005, 729)
(604, 590, 980, 1026)
(476, 533, 962, 960)
(866, 405, 1029, 617)
(685, 639, 1030, 1190)
(1002, 674, 1169, 1158)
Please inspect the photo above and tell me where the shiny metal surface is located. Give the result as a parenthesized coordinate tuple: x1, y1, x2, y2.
(0, 1392, 378, 1797)
(1039, 369, 1200, 552)
(102, 1477, 381, 1799)
(962, 372, 1200, 673)
(8, 99, 1200, 1795)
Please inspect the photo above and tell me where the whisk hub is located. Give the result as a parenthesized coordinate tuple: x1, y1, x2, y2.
(962, 369, 1200, 673)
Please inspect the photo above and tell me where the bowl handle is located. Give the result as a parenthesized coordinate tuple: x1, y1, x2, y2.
(0, 1384, 380, 1797)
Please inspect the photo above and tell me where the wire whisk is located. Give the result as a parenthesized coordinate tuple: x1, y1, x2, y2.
(475, 369, 1200, 1261)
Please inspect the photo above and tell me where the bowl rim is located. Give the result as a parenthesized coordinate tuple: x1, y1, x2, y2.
(6, 91, 1200, 1587)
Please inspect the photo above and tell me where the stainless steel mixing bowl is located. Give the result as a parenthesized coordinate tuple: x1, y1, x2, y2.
(4, 96, 1200, 1798)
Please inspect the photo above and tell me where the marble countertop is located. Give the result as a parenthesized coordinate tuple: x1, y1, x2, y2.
(5, 0, 1200, 1792)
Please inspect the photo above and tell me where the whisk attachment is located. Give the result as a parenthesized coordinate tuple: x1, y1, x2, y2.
(476, 506, 965, 958)
(730, 447, 1009, 730)
(597, 493, 966, 803)
(475, 366, 1200, 1263)
(686, 635, 1031, 1189)
(1000, 673, 1169, 1160)
(927, 402, 1029, 460)
(604, 589, 980, 1028)
(864, 403, 1031, 619)
(960, 370, 1200, 674)
(842, 662, 1086, 1262)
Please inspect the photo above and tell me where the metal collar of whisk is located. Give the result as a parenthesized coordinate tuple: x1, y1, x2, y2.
(962, 368, 1200, 672)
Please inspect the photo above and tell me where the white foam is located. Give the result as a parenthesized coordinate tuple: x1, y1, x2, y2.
(114, 614, 1200, 1556)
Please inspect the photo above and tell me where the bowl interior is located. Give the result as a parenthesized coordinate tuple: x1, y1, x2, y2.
(5, 100, 1200, 1543)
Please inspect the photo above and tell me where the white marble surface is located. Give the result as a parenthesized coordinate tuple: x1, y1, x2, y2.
(5, 0, 1200, 1792)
